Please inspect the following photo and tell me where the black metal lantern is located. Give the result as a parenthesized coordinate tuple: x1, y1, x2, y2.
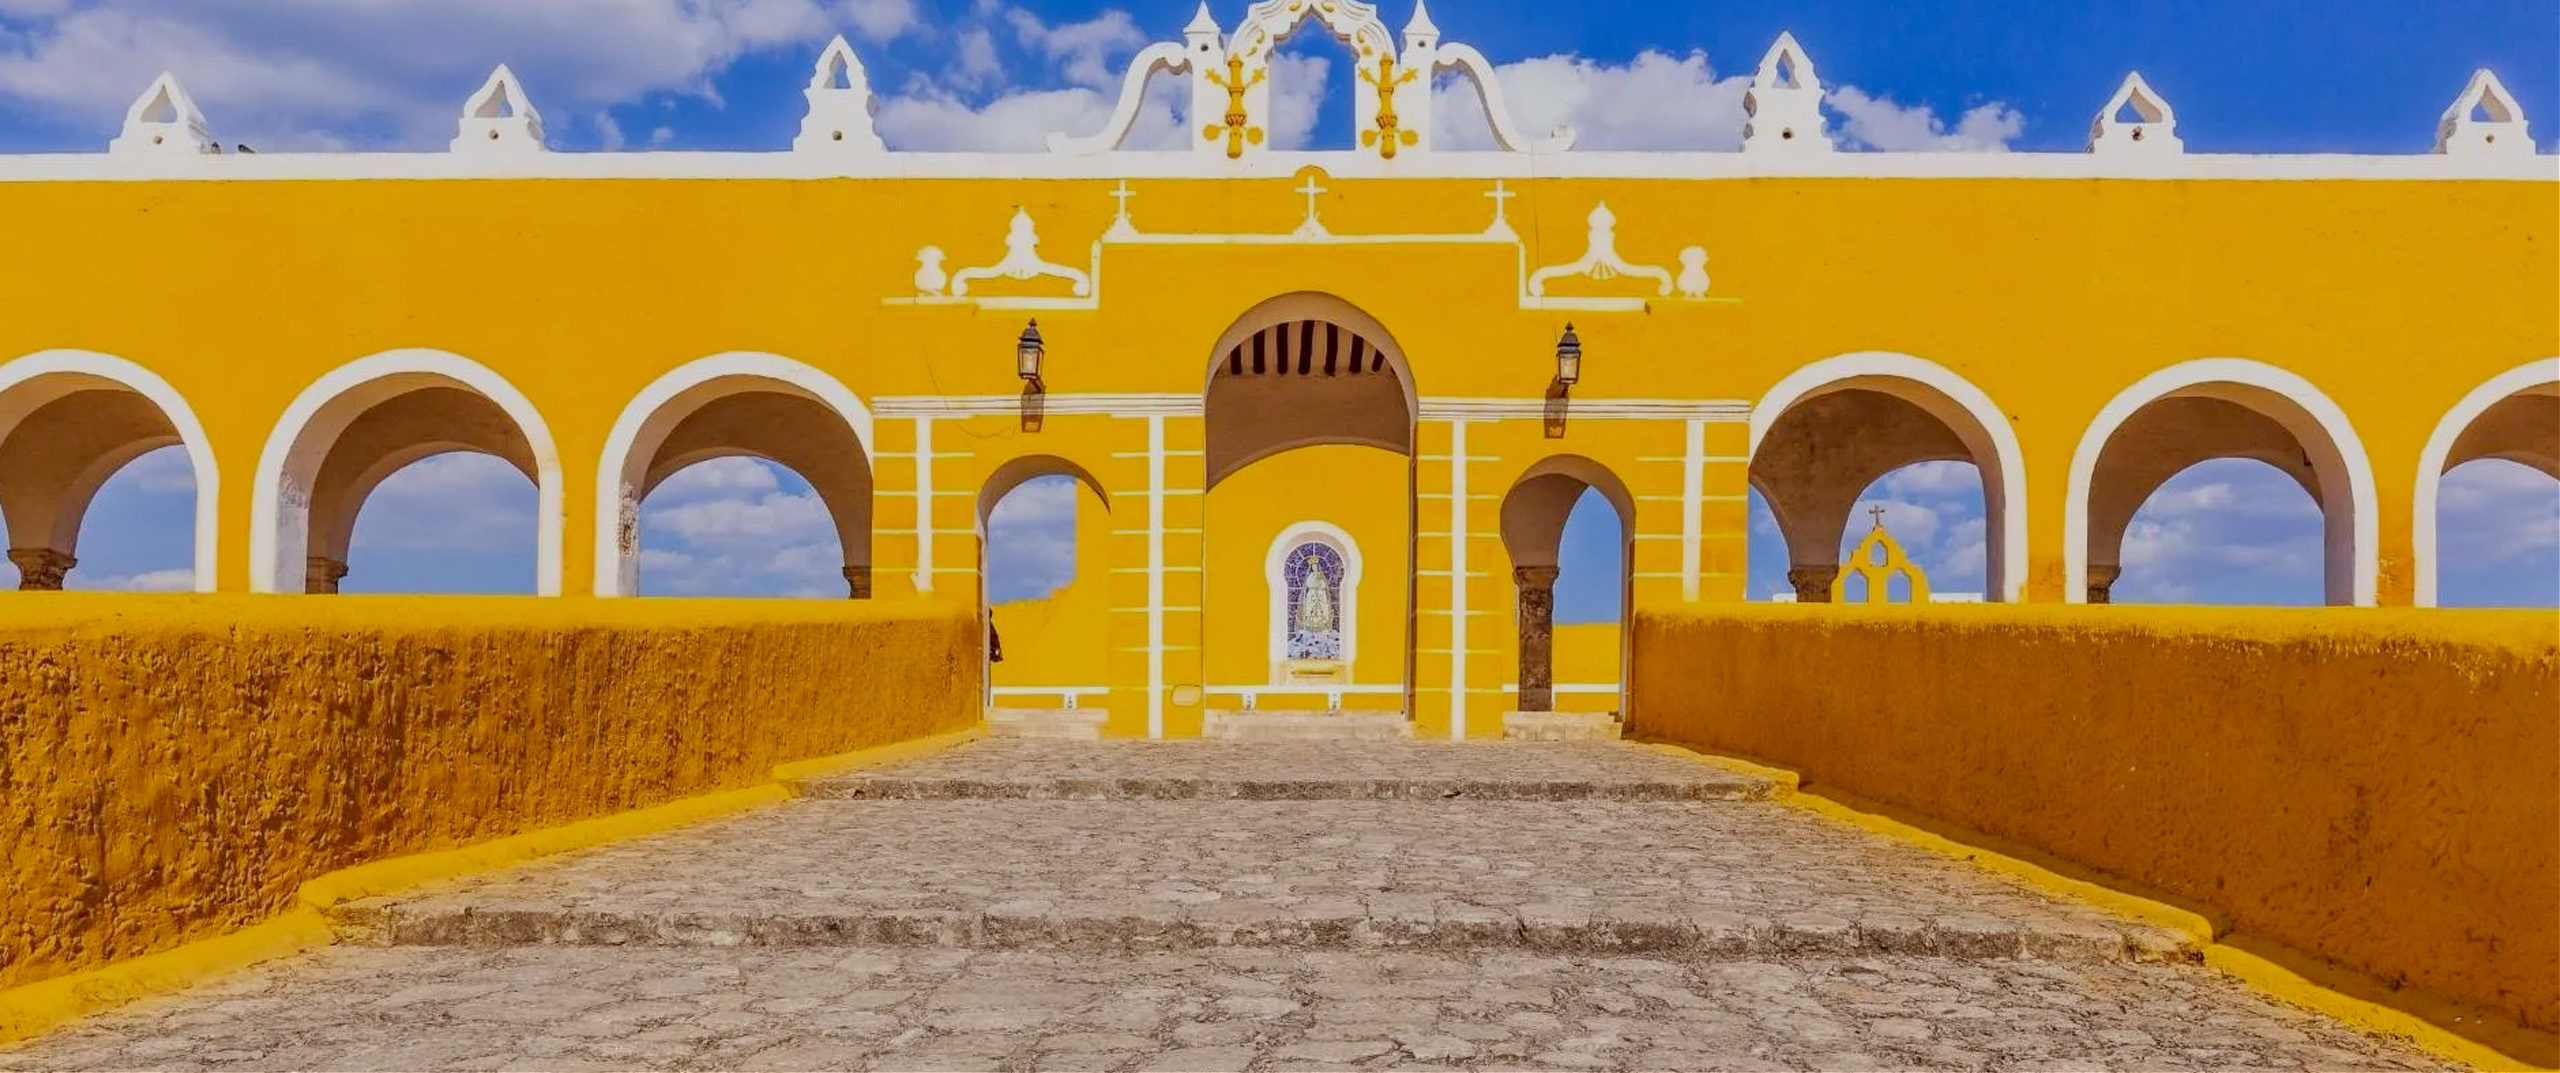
(1016, 319, 1045, 388)
(1554, 323, 1582, 388)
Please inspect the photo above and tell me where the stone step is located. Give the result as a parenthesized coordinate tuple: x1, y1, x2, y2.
(328, 899, 2190, 965)
(1201, 710, 1414, 742)
(984, 707, 1106, 740)
(792, 739, 1775, 801)
(1501, 711, 1622, 742)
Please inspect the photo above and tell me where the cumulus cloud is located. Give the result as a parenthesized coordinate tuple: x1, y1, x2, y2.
(985, 474, 1078, 603)
(2434, 458, 2559, 567)
(2113, 459, 2326, 605)
(638, 457, 848, 597)
(1434, 49, 2025, 153)
(348, 452, 536, 553)
(65, 566, 192, 592)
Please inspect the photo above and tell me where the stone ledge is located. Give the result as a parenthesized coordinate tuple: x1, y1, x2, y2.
(984, 708, 1106, 740)
(795, 775, 1771, 801)
(1501, 711, 1623, 741)
(326, 901, 2196, 965)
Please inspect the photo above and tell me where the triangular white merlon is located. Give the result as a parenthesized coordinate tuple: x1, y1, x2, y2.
(452, 64, 545, 153)
(109, 72, 215, 156)
(1743, 32, 1829, 153)
(2435, 68, 2530, 157)
(2088, 72, 2181, 154)
(1404, 0, 1440, 41)
(795, 36, 886, 155)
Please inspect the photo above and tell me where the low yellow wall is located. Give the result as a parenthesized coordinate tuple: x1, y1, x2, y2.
(0, 594, 979, 993)
(1629, 605, 2558, 1038)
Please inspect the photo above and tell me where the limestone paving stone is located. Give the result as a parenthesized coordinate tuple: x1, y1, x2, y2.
(794, 740, 1776, 801)
(0, 945, 2453, 1072)
(331, 794, 2187, 962)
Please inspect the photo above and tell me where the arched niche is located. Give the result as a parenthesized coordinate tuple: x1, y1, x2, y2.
(0, 351, 218, 592)
(2414, 359, 2560, 606)
(1499, 454, 1636, 715)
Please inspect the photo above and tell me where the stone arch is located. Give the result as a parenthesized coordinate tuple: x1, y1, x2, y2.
(1748, 352, 2027, 602)
(1499, 455, 1637, 715)
(2067, 358, 2379, 606)
(2414, 358, 2560, 606)
(252, 349, 561, 595)
(977, 454, 1110, 534)
(1204, 292, 1418, 488)
(0, 350, 219, 592)
(595, 352, 875, 598)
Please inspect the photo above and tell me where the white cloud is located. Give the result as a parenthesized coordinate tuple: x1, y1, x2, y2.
(347, 452, 536, 553)
(65, 567, 192, 592)
(1263, 51, 1331, 151)
(1842, 497, 1941, 555)
(1882, 460, 1981, 499)
(112, 444, 198, 495)
(1001, 8, 1143, 91)
(638, 457, 846, 597)
(986, 474, 1078, 602)
(2114, 460, 2327, 604)
(837, 0, 918, 42)
(2437, 458, 2560, 567)
(1935, 516, 1987, 581)
(1434, 50, 2024, 154)
(877, 80, 1182, 151)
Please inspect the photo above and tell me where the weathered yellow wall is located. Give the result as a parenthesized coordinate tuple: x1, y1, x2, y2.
(0, 594, 979, 993)
(1628, 604, 2559, 1034)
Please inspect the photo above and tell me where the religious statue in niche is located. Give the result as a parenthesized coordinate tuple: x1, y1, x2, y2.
(1282, 542, 1348, 682)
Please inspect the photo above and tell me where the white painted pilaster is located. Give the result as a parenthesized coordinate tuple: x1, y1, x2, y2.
(1681, 418, 1705, 602)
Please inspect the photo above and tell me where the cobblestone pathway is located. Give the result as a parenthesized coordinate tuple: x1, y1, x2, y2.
(1, 741, 2454, 1072)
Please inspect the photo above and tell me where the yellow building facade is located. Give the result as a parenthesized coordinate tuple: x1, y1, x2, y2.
(0, 5, 2553, 739)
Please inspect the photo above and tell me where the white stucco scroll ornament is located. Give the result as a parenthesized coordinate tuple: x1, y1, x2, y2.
(109, 73, 216, 156)
(452, 65, 545, 154)
(915, 209, 1095, 299)
(2088, 72, 2182, 155)
(796, 35, 888, 155)
(1049, 0, 1572, 158)
(2434, 69, 2531, 158)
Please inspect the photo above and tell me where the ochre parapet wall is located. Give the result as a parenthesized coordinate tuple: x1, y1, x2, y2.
(0, 595, 979, 993)
(1629, 605, 2558, 1036)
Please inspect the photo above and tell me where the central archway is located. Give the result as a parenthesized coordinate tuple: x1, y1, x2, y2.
(1202, 293, 1418, 721)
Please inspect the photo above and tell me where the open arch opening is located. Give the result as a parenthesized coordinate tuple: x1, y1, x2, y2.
(252, 350, 559, 595)
(979, 456, 1112, 711)
(2416, 360, 2560, 607)
(2070, 360, 2376, 606)
(1749, 354, 2025, 603)
(1500, 455, 1635, 717)
(635, 458, 846, 597)
(597, 354, 874, 598)
(0, 352, 217, 592)
(1204, 293, 1417, 716)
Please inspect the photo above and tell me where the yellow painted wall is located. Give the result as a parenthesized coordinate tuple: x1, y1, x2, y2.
(1627, 604, 2559, 1036)
(986, 475, 1113, 700)
(1205, 444, 1410, 710)
(0, 594, 979, 993)
(1548, 621, 1624, 713)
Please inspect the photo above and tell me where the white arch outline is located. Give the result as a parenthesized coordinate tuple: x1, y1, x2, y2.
(2066, 358, 2379, 606)
(593, 352, 876, 597)
(251, 349, 563, 595)
(1750, 352, 2029, 603)
(2413, 357, 2560, 607)
(0, 350, 220, 593)
(1264, 520, 1364, 684)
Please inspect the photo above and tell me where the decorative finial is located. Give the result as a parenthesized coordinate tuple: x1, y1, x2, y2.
(1405, 0, 1441, 39)
(1185, 1, 1222, 36)
(2435, 68, 2531, 157)
(796, 36, 887, 154)
(109, 72, 216, 156)
(2088, 72, 2181, 155)
(452, 64, 545, 153)
(1870, 504, 1889, 529)
(1743, 32, 1830, 154)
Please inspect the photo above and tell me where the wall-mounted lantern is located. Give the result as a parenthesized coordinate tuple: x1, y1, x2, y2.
(1016, 319, 1046, 390)
(1554, 323, 1582, 389)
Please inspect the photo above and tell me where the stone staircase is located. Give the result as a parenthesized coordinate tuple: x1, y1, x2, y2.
(983, 707, 1106, 740)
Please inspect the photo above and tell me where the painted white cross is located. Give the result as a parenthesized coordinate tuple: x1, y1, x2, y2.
(1485, 180, 1516, 226)
(1296, 174, 1328, 225)
(1109, 180, 1136, 221)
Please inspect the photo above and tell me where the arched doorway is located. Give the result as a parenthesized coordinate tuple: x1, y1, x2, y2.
(2416, 360, 2559, 607)
(252, 349, 561, 594)
(1202, 293, 1417, 721)
(0, 351, 217, 592)
(596, 353, 873, 598)
(1749, 353, 2026, 603)
(2069, 359, 2377, 606)
(978, 455, 1112, 717)
(1501, 456, 1635, 718)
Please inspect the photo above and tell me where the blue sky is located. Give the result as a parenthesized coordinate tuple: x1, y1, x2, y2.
(3, 0, 2553, 610)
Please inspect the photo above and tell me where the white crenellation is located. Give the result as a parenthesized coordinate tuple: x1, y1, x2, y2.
(109, 73, 216, 156)
(1742, 32, 1830, 154)
(2434, 69, 2530, 157)
(2088, 72, 2182, 155)
(452, 65, 545, 153)
(797, 36, 888, 154)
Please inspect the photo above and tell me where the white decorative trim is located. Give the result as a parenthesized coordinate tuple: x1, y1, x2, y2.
(796, 36, 887, 155)
(2412, 358, 2560, 606)
(2090, 72, 2181, 155)
(1422, 397, 1751, 420)
(452, 65, 544, 154)
(1146, 414, 1168, 739)
(0, 350, 220, 592)
(1431, 42, 1576, 153)
(1750, 353, 2029, 603)
(1446, 420, 1471, 740)
(1743, 33, 1830, 154)
(913, 416, 935, 594)
(2064, 358, 2380, 606)
(592, 352, 877, 597)
(109, 73, 215, 157)
(1528, 203, 1673, 298)
(876, 393, 1201, 417)
(1265, 519, 1365, 687)
(2436, 69, 2532, 158)
(925, 208, 1094, 300)
(1681, 418, 1705, 602)
(252, 348, 563, 595)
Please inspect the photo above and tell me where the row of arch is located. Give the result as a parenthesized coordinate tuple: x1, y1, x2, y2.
(1, 344, 2552, 606)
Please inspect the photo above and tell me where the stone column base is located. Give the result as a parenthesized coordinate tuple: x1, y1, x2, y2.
(1787, 564, 1840, 603)
(306, 556, 350, 595)
(8, 548, 74, 591)
(2087, 564, 2122, 605)
(843, 565, 872, 600)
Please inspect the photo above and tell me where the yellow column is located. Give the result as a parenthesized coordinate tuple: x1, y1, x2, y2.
(1104, 410, 1207, 738)
(1414, 418, 1507, 740)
